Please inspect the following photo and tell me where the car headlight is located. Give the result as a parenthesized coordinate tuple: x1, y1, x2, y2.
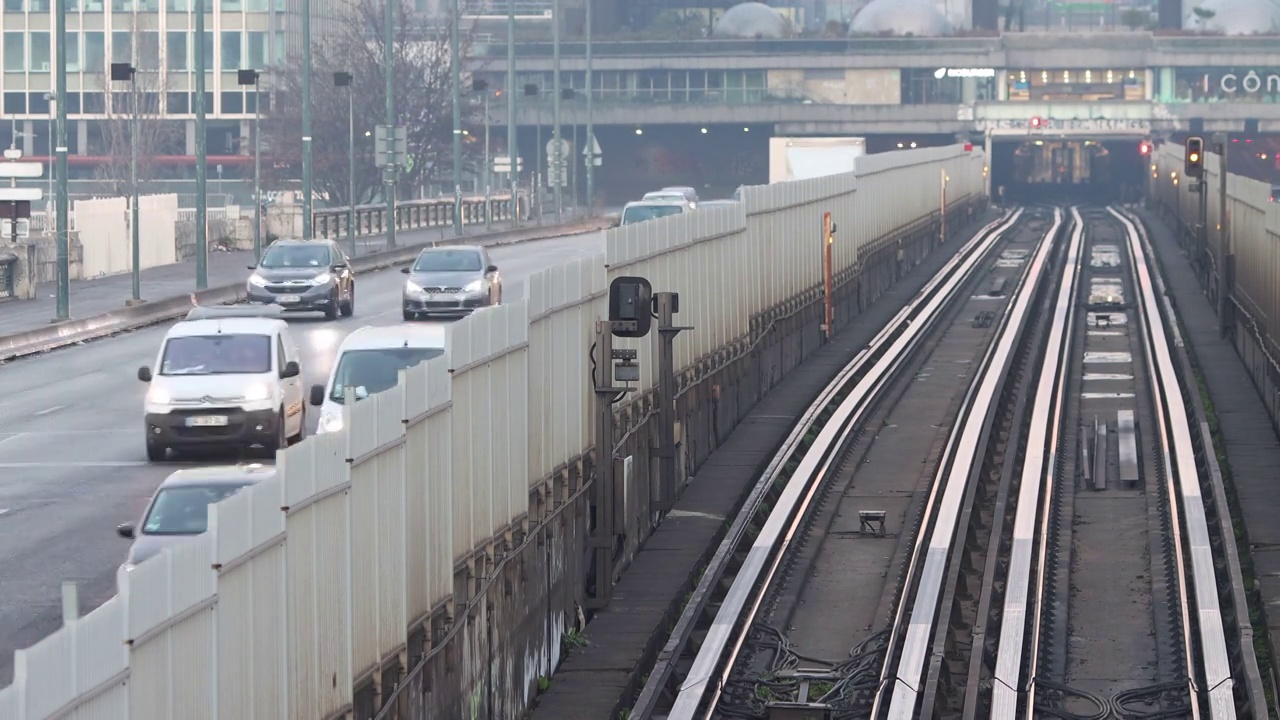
(242, 383, 271, 402)
(319, 412, 344, 433)
(405, 280, 424, 296)
(312, 272, 332, 285)
(464, 280, 483, 293)
(147, 388, 171, 405)
(248, 274, 267, 287)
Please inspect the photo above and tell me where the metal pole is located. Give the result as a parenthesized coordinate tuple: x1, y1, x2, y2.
(450, 0, 462, 235)
(194, 0, 208, 288)
(253, 76, 262, 263)
(535, 120, 542, 225)
(385, 0, 397, 249)
(484, 92, 491, 230)
(585, 0, 594, 215)
(822, 211, 833, 340)
(347, 87, 355, 258)
(54, 0, 68, 319)
(507, 0, 518, 224)
(590, 320, 617, 609)
(654, 292, 687, 514)
(551, 0, 562, 221)
(1216, 135, 1230, 333)
(301, 0, 313, 239)
(130, 72, 140, 302)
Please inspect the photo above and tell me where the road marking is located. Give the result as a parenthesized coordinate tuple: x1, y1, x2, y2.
(33, 405, 66, 417)
(0, 508, 10, 517)
(0, 461, 151, 468)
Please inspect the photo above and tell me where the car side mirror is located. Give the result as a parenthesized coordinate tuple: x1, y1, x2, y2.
(486, 264, 498, 274)
(116, 523, 135, 539)
(309, 384, 325, 406)
(137, 366, 152, 382)
(401, 267, 411, 274)
(355, 386, 369, 400)
(280, 360, 301, 379)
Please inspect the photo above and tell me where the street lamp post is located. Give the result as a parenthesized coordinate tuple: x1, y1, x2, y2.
(194, 0, 208, 288)
(551, 0, 562, 221)
(473, 79, 492, 231)
(43, 92, 52, 210)
(110, 62, 142, 303)
(301, 0, 313, 239)
(54, 0, 69, 318)
(384, 0, 396, 249)
(238, 69, 262, 262)
(507, 0, 518, 223)
(333, 71, 355, 258)
(585, 0, 595, 213)
(450, 0, 463, 235)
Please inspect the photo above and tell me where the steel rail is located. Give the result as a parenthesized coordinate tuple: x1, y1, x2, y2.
(1111, 206, 1236, 718)
(988, 206, 1086, 718)
(657, 208, 1027, 720)
(875, 208, 1065, 720)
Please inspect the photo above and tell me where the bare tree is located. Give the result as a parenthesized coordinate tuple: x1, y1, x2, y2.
(262, 0, 478, 207)
(95, 27, 181, 196)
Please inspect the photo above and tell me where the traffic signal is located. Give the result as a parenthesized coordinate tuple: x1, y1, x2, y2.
(1139, 140, 1152, 156)
(1029, 116, 1044, 129)
(1185, 136, 1205, 177)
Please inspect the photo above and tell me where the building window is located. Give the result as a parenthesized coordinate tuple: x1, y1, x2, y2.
(137, 32, 159, 71)
(30, 0, 50, 11)
(273, 30, 284, 63)
(1006, 68, 1143, 101)
(4, 93, 26, 115)
(246, 0, 267, 9)
(30, 32, 51, 72)
(82, 92, 105, 114)
(3, 0, 23, 12)
(167, 0, 189, 10)
(4, 33, 26, 72)
(221, 91, 243, 113)
(28, 92, 51, 114)
(167, 31, 188, 71)
(111, 0, 131, 11)
(246, 91, 267, 113)
(83, 32, 105, 73)
(221, 31, 241, 71)
(203, 31, 213, 70)
(64, 93, 80, 114)
(167, 92, 188, 113)
(221, 0, 241, 9)
(111, 31, 132, 65)
(246, 31, 267, 70)
(64, 33, 80, 72)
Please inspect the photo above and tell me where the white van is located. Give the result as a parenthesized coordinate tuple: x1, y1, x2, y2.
(621, 198, 691, 226)
(137, 305, 305, 461)
(310, 324, 448, 434)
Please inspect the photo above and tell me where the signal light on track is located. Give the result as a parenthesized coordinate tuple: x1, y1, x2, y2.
(1139, 140, 1152, 156)
(1029, 116, 1044, 129)
(1185, 136, 1205, 177)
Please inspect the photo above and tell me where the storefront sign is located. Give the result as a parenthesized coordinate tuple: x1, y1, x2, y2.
(1179, 69, 1280, 96)
(977, 117, 1150, 132)
(935, 67, 997, 79)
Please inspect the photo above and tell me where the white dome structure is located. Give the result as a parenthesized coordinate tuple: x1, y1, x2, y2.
(713, 2, 791, 38)
(1184, 0, 1280, 33)
(851, 0, 954, 35)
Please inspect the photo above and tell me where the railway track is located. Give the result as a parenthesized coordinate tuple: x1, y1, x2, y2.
(627, 205, 1268, 720)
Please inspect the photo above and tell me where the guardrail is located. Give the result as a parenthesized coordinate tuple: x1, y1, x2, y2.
(310, 193, 524, 242)
(0, 145, 989, 720)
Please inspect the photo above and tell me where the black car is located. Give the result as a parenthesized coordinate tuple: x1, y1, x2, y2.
(246, 239, 355, 320)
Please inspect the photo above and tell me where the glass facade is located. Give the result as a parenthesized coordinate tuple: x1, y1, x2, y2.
(1169, 67, 1280, 103)
(1006, 68, 1146, 101)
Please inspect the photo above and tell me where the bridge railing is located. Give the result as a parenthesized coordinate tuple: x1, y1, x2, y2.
(0, 145, 988, 720)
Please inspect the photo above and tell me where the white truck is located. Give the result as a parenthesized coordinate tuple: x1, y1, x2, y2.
(768, 136, 867, 184)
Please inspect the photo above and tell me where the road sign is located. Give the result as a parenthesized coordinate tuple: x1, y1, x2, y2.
(546, 138, 571, 163)
(375, 125, 408, 168)
(582, 132, 602, 167)
(0, 162, 43, 179)
(547, 164, 568, 188)
(1, 218, 29, 239)
(0, 188, 43, 202)
(493, 156, 523, 174)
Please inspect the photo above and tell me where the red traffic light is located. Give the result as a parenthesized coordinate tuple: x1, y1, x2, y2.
(964, 142, 974, 152)
(1139, 141, 1152, 155)
(1029, 116, 1044, 129)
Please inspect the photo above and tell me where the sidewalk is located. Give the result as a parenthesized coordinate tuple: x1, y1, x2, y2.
(0, 217, 562, 336)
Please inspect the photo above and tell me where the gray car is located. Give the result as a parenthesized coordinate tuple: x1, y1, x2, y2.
(115, 464, 276, 572)
(401, 246, 502, 320)
(246, 239, 356, 320)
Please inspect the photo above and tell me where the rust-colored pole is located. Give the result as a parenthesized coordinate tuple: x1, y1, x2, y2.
(823, 211, 834, 340)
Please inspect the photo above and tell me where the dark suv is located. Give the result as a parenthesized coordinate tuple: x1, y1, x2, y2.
(246, 239, 355, 320)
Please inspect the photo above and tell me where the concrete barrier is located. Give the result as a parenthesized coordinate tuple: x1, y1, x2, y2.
(0, 218, 615, 363)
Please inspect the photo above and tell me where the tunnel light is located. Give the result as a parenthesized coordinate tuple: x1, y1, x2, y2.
(635, 128, 643, 135)
(743, 127, 749, 132)
(700, 127, 708, 134)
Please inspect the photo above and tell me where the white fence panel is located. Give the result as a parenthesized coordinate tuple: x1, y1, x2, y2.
(526, 254, 606, 488)
(347, 383, 410, 679)
(402, 357, 455, 626)
(137, 194, 179, 269)
(123, 534, 217, 720)
(74, 197, 128, 277)
(209, 474, 288, 720)
(281, 431, 353, 720)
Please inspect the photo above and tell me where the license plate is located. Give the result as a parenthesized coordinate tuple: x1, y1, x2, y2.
(186, 415, 229, 427)
(426, 294, 456, 302)
(276, 294, 301, 304)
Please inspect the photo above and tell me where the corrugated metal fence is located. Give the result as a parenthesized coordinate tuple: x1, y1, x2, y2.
(0, 144, 987, 720)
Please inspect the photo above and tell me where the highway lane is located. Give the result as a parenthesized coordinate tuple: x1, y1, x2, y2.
(0, 231, 604, 685)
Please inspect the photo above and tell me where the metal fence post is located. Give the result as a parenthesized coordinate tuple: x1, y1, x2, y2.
(654, 292, 690, 514)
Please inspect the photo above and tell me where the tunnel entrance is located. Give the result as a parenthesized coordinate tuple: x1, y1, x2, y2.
(991, 138, 1149, 205)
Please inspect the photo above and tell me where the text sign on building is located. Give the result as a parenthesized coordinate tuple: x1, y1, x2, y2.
(935, 67, 997, 79)
(1174, 69, 1280, 98)
(977, 117, 1150, 132)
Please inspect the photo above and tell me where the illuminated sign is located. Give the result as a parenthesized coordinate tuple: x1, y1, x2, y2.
(934, 67, 997, 79)
(1204, 70, 1280, 94)
(1176, 69, 1280, 96)
(977, 118, 1150, 132)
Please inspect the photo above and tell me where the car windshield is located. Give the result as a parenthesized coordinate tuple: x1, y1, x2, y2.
(622, 205, 684, 225)
(141, 484, 250, 535)
(160, 334, 272, 375)
(645, 193, 685, 201)
(413, 249, 483, 272)
(260, 243, 331, 269)
(328, 347, 446, 403)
